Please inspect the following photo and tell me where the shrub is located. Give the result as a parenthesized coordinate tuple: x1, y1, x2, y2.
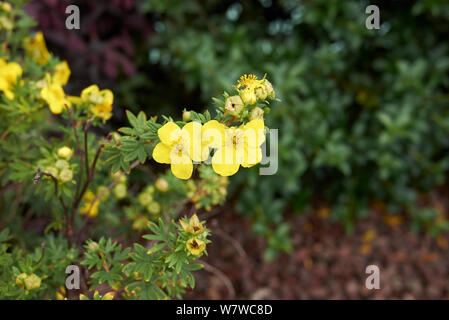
(0, 1, 275, 299)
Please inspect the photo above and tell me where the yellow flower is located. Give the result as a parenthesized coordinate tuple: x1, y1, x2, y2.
(0, 58, 22, 99)
(24, 31, 50, 64)
(210, 120, 265, 176)
(81, 84, 113, 105)
(53, 61, 71, 86)
(41, 81, 70, 114)
(91, 102, 113, 120)
(236, 74, 263, 91)
(57, 146, 73, 158)
(186, 238, 206, 256)
(152, 121, 208, 180)
(180, 213, 204, 235)
(80, 190, 99, 217)
(81, 85, 114, 120)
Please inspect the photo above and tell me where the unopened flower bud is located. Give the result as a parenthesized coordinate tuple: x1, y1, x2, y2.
(147, 202, 161, 215)
(262, 79, 275, 100)
(57, 146, 73, 159)
(0, 16, 13, 30)
(97, 186, 110, 201)
(155, 178, 169, 192)
(59, 168, 73, 183)
(44, 166, 58, 178)
(1, 2, 12, 13)
(224, 95, 244, 116)
(16, 273, 27, 286)
(138, 192, 153, 207)
(240, 88, 257, 105)
(250, 107, 264, 120)
(113, 183, 127, 200)
(88, 241, 99, 251)
(182, 111, 191, 122)
(255, 85, 268, 100)
(55, 159, 69, 169)
(24, 273, 41, 290)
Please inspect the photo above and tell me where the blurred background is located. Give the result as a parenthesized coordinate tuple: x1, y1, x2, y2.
(26, 0, 449, 299)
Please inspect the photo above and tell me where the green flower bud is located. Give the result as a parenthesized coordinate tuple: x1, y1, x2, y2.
(138, 192, 153, 207)
(262, 79, 275, 100)
(155, 178, 169, 193)
(24, 273, 41, 290)
(147, 202, 161, 215)
(250, 107, 264, 120)
(44, 166, 59, 178)
(1, 2, 12, 13)
(16, 273, 27, 286)
(97, 186, 110, 201)
(224, 95, 244, 116)
(182, 111, 191, 122)
(59, 168, 73, 183)
(0, 16, 13, 31)
(114, 183, 127, 200)
(55, 159, 69, 170)
(88, 241, 99, 252)
(255, 85, 268, 100)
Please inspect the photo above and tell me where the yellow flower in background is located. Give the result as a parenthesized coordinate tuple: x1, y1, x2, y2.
(91, 101, 113, 120)
(81, 84, 113, 105)
(24, 31, 50, 64)
(80, 190, 99, 217)
(179, 213, 204, 235)
(152, 121, 207, 180)
(186, 238, 206, 256)
(81, 85, 114, 120)
(211, 119, 265, 177)
(53, 61, 71, 86)
(0, 58, 22, 99)
(40, 81, 70, 114)
(57, 146, 73, 159)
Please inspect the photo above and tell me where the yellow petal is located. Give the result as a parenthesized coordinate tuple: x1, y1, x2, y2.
(212, 148, 240, 176)
(152, 142, 172, 164)
(203, 120, 226, 149)
(158, 122, 181, 145)
(171, 159, 193, 180)
(241, 145, 262, 168)
(243, 119, 265, 147)
(81, 84, 99, 101)
(182, 121, 204, 162)
(101, 89, 114, 105)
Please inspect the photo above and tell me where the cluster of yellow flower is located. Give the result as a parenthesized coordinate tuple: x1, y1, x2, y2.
(0, 31, 114, 121)
(152, 74, 274, 180)
(153, 118, 265, 179)
(180, 214, 207, 256)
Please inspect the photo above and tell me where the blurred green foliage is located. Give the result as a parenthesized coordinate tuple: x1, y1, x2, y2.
(133, 0, 449, 256)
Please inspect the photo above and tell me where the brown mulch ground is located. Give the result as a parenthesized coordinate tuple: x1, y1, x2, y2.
(185, 200, 449, 300)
